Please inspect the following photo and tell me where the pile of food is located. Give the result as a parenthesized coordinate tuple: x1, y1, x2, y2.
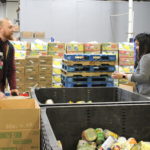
(77, 128, 150, 150)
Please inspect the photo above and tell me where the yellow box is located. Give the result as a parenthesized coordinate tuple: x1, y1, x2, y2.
(119, 42, 134, 51)
(48, 42, 65, 52)
(119, 66, 134, 73)
(66, 43, 84, 52)
(102, 43, 118, 51)
(84, 43, 101, 53)
(52, 75, 61, 83)
(53, 68, 62, 74)
(31, 42, 47, 51)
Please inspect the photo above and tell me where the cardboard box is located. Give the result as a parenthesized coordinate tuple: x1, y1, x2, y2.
(25, 56, 39, 66)
(16, 67, 24, 75)
(31, 42, 47, 51)
(0, 99, 40, 130)
(21, 32, 34, 39)
(119, 57, 134, 66)
(119, 50, 134, 58)
(66, 43, 84, 53)
(25, 75, 39, 82)
(16, 76, 24, 84)
(39, 56, 53, 65)
(119, 42, 134, 51)
(25, 66, 39, 74)
(39, 76, 52, 83)
(84, 43, 101, 53)
(119, 66, 134, 73)
(102, 43, 118, 51)
(15, 58, 25, 67)
(39, 65, 52, 73)
(47, 43, 65, 52)
(0, 129, 40, 150)
(38, 82, 52, 88)
(16, 84, 25, 93)
(52, 75, 61, 83)
(119, 84, 134, 92)
(34, 32, 45, 39)
(47, 51, 65, 58)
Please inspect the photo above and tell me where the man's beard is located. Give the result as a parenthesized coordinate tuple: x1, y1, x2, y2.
(4, 33, 13, 40)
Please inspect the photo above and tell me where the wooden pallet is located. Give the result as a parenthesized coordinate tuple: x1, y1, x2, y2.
(61, 69, 112, 77)
(62, 59, 116, 66)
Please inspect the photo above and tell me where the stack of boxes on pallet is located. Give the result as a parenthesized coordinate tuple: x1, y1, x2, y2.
(118, 42, 134, 84)
(25, 56, 39, 92)
(39, 56, 53, 87)
(47, 43, 65, 87)
(101, 43, 119, 86)
(15, 56, 53, 93)
(15, 58, 25, 93)
(61, 54, 116, 87)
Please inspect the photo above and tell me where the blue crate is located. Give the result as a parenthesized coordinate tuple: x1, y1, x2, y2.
(64, 54, 116, 61)
(62, 81, 114, 87)
(62, 64, 116, 72)
(61, 74, 113, 83)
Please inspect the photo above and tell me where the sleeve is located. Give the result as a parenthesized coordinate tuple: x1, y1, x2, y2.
(7, 44, 17, 90)
(131, 54, 150, 83)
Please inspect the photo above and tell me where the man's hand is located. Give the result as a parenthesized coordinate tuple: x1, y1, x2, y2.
(10, 89, 19, 96)
(0, 92, 5, 99)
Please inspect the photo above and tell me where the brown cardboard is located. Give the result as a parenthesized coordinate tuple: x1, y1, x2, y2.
(16, 67, 24, 75)
(102, 43, 118, 51)
(0, 99, 40, 130)
(39, 56, 53, 65)
(25, 56, 39, 66)
(119, 84, 134, 92)
(47, 43, 65, 52)
(15, 58, 25, 67)
(119, 57, 134, 66)
(21, 32, 34, 39)
(119, 50, 134, 58)
(84, 43, 101, 53)
(39, 65, 52, 72)
(34, 32, 45, 39)
(25, 66, 39, 74)
(0, 129, 40, 150)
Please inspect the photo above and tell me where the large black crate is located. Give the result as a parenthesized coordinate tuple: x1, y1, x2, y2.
(41, 103, 150, 150)
(31, 87, 149, 106)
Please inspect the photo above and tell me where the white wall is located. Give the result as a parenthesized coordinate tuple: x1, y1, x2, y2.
(6, 1, 19, 24)
(0, 2, 6, 18)
(20, 0, 150, 42)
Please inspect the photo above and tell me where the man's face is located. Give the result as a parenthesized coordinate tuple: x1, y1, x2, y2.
(0, 20, 14, 40)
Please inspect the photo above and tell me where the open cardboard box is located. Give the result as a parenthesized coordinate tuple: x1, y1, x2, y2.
(0, 98, 40, 150)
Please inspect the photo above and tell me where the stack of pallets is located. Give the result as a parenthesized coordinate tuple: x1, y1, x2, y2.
(61, 54, 116, 87)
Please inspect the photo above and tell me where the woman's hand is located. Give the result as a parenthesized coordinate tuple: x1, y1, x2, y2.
(111, 72, 126, 79)
(0, 92, 5, 99)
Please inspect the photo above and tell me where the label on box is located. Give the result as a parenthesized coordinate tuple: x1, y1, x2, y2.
(102, 43, 118, 51)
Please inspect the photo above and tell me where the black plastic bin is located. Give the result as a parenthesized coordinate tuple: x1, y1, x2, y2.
(40, 103, 150, 150)
(31, 87, 150, 106)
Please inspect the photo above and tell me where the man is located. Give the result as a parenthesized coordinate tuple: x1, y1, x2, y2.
(0, 18, 19, 98)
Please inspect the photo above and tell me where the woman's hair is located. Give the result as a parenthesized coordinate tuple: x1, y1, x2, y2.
(134, 33, 150, 68)
(135, 33, 150, 59)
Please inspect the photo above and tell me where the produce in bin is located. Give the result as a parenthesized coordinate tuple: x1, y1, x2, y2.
(76, 128, 150, 150)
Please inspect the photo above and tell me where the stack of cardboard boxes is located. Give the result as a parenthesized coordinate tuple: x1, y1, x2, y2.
(101, 43, 119, 86)
(66, 43, 84, 54)
(25, 56, 39, 92)
(47, 42, 65, 58)
(15, 58, 25, 93)
(84, 43, 101, 54)
(39, 56, 53, 87)
(118, 42, 134, 84)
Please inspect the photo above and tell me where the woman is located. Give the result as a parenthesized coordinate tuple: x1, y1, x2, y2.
(112, 33, 150, 97)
